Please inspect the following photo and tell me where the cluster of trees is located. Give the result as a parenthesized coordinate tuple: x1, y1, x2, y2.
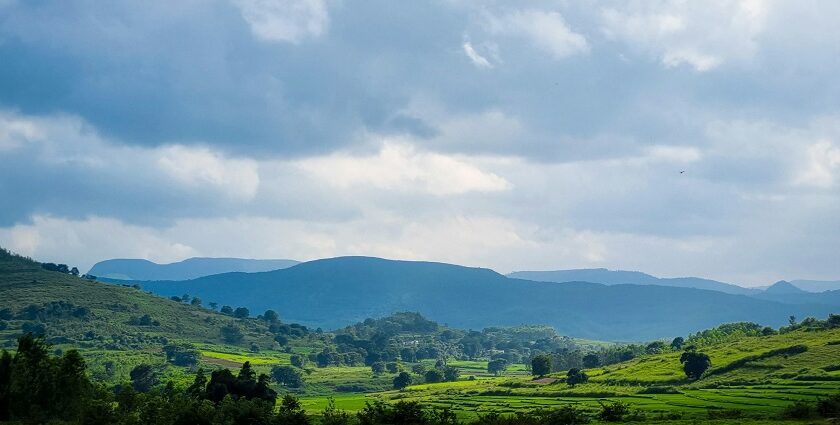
(40, 262, 80, 276)
(780, 314, 840, 333)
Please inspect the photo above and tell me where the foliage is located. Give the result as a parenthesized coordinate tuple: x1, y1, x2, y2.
(565, 368, 588, 387)
(598, 401, 629, 422)
(531, 354, 552, 377)
(487, 359, 507, 376)
(393, 371, 412, 389)
(271, 365, 304, 388)
(679, 350, 711, 380)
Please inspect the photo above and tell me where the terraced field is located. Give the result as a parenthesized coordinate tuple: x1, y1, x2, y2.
(290, 327, 840, 420)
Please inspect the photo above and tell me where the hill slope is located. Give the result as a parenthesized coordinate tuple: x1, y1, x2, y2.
(507, 268, 757, 295)
(131, 256, 833, 340)
(0, 249, 281, 350)
(88, 257, 299, 280)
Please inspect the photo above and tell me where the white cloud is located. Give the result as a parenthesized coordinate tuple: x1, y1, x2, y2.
(234, 0, 328, 43)
(296, 140, 512, 195)
(0, 112, 42, 151)
(0, 216, 197, 271)
(601, 0, 769, 71)
(156, 145, 260, 201)
(487, 9, 589, 60)
(462, 40, 493, 68)
(795, 140, 840, 188)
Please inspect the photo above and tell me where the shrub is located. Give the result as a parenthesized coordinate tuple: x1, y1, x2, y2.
(707, 409, 742, 419)
(220, 324, 244, 344)
(817, 393, 840, 418)
(544, 405, 590, 424)
(782, 401, 814, 419)
(638, 386, 680, 394)
(599, 401, 629, 422)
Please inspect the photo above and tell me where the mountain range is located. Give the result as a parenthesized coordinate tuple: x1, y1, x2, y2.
(106, 256, 837, 341)
(88, 257, 299, 281)
(507, 268, 758, 295)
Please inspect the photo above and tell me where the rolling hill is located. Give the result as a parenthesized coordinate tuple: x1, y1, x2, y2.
(128, 256, 834, 341)
(88, 257, 299, 280)
(507, 268, 758, 295)
(0, 248, 286, 351)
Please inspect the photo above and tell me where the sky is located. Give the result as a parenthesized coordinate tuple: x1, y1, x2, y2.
(1, 0, 839, 286)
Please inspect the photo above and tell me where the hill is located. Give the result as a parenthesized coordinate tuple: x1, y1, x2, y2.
(790, 279, 840, 292)
(88, 257, 299, 280)
(763, 280, 807, 295)
(0, 248, 321, 381)
(129, 256, 833, 340)
(507, 268, 757, 295)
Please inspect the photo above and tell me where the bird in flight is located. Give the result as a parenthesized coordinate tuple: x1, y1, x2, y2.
(679, 170, 686, 174)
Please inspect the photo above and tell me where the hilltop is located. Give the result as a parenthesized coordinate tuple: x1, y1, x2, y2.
(88, 257, 299, 280)
(508, 268, 758, 295)
(128, 256, 833, 340)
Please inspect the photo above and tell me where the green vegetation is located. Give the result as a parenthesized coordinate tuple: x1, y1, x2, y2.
(4, 247, 840, 424)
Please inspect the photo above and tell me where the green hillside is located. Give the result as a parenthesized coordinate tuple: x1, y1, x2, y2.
(327, 319, 840, 421)
(0, 248, 321, 384)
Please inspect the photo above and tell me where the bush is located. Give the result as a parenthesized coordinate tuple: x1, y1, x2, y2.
(782, 401, 814, 419)
(544, 405, 590, 424)
(599, 401, 629, 422)
(220, 324, 244, 344)
(707, 409, 742, 419)
(638, 386, 680, 394)
(817, 393, 840, 418)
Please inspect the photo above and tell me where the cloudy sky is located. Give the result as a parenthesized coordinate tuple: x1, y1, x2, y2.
(1, 0, 839, 285)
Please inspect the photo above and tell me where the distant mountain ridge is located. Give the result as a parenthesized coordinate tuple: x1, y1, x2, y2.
(127, 256, 833, 341)
(789, 279, 840, 293)
(88, 257, 299, 281)
(507, 268, 758, 295)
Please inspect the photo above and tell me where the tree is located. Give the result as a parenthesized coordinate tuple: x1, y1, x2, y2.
(531, 354, 552, 377)
(130, 364, 158, 392)
(411, 364, 426, 375)
(371, 362, 386, 374)
(583, 353, 600, 368)
(234, 307, 250, 319)
(271, 365, 303, 388)
(386, 362, 399, 374)
(670, 337, 685, 350)
(221, 324, 244, 344)
(290, 354, 306, 368)
(190, 297, 202, 307)
(487, 359, 507, 376)
(209, 302, 218, 310)
(274, 335, 289, 346)
(220, 305, 234, 315)
(680, 351, 711, 380)
(399, 348, 417, 362)
(393, 372, 412, 390)
(425, 369, 444, 383)
(163, 343, 200, 366)
(646, 341, 667, 354)
(789, 315, 797, 326)
(70, 267, 79, 276)
(263, 310, 279, 323)
(566, 368, 588, 387)
(443, 366, 459, 382)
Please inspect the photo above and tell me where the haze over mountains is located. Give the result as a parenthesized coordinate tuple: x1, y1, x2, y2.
(88, 257, 299, 281)
(98, 256, 839, 341)
(507, 269, 758, 295)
